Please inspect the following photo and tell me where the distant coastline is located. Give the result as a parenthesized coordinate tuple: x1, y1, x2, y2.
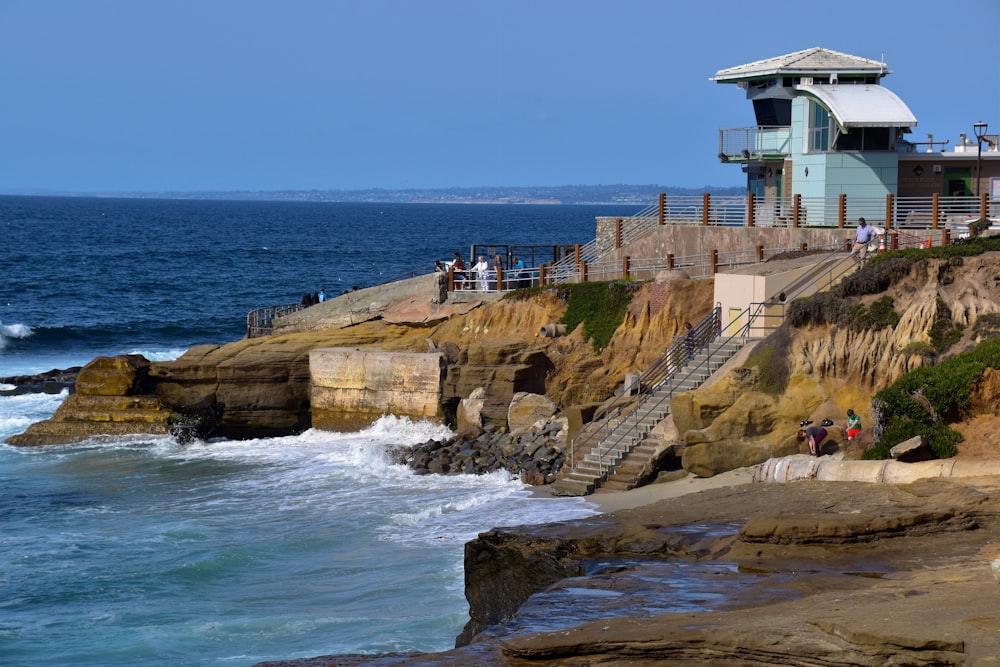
(0, 184, 743, 206)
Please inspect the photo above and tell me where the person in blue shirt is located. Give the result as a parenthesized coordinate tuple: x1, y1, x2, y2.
(318, 289, 327, 303)
(851, 217, 876, 261)
(513, 256, 526, 288)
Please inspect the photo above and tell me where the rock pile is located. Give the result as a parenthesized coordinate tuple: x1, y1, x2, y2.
(387, 418, 568, 484)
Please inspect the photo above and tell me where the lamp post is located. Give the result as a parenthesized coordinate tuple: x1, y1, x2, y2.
(973, 121, 988, 196)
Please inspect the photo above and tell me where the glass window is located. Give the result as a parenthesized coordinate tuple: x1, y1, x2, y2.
(808, 102, 830, 152)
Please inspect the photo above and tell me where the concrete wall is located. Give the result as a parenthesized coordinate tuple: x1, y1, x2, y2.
(310, 348, 446, 431)
(273, 272, 446, 335)
(595, 221, 854, 262)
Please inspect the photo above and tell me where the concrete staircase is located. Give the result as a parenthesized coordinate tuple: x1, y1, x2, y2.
(552, 338, 745, 496)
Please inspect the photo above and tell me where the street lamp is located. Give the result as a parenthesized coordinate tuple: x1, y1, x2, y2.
(973, 121, 988, 196)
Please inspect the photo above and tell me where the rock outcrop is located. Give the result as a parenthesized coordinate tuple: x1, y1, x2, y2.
(254, 476, 1000, 666)
(6, 355, 171, 446)
(668, 253, 1000, 477)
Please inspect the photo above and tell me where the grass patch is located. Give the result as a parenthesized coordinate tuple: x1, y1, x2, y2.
(559, 281, 638, 352)
(743, 325, 792, 395)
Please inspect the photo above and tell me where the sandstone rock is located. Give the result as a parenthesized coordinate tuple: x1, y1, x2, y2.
(75, 354, 154, 396)
(890, 434, 933, 462)
(682, 438, 799, 478)
(507, 392, 557, 436)
(456, 387, 486, 435)
(7, 355, 172, 446)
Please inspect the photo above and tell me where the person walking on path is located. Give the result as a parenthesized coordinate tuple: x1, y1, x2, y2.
(798, 425, 828, 456)
(846, 409, 862, 442)
(850, 217, 876, 262)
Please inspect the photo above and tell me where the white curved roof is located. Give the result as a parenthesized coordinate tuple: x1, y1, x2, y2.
(796, 83, 917, 128)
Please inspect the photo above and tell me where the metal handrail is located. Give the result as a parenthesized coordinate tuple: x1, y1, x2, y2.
(246, 303, 303, 338)
(569, 305, 721, 469)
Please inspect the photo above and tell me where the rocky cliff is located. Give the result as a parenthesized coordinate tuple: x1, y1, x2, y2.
(6, 277, 712, 446)
(670, 253, 1000, 477)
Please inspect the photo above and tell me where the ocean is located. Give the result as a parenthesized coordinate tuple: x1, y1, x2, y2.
(0, 196, 638, 666)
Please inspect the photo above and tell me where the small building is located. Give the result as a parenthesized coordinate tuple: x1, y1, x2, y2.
(714, 47, 998, 212)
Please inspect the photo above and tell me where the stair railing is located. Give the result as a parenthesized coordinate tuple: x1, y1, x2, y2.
(568, 305, 721, 470)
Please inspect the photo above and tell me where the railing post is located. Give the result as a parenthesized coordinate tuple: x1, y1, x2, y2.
(622, 256, 630, 280)
(496, 266, 504, 291)
(800, 242, 808, 252)
(932, 194, 940, 230)
(885, 193, 894, 230)
(793, 194, 801, 228)
(667, 253, 674, 270)
(615, 218, 623, 249)
(448, 266, 455, 291)
(539, 263, 547, 285)
(702, 193, 711, 226)
(756, 245, 764, 262)
(891, 231, 899, 251)
(658, 192, 666, 225)
(942, 229, 950, 247)
(710, 249, 718, 274)
(838, 194, 846, 228)
(747, 193, 756, 227)
(580, 260, 588, 283)
(982, 193, 989, 220)
(574, 244, 581, 265)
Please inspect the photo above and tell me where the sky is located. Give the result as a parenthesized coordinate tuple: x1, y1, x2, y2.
(0, 0, 998, 193)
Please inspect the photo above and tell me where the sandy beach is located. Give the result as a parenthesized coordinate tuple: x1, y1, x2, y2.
(581, 467, 755, 512)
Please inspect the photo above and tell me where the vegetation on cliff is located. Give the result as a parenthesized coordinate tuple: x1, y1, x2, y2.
(866, 336, 1000, 460)
(557, 281, 638, 352)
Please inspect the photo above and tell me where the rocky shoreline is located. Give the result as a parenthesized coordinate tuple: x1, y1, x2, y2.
(254, 472, 1000, 666)
(0, 367, 80, 396)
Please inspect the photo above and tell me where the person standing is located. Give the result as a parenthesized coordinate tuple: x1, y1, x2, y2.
(846, 409, 861, 442)
(318, 289, 327, 303)
(512, 256, 526, 288)
(472, 255, 490, 291)
(850, 217, 876, 262)
(452, 253, 467, 289)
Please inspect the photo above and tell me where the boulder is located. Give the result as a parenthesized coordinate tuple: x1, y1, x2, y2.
(891, 435, 933, 462)
(456, 387, 487, 435)
(507, 392, 557, 436)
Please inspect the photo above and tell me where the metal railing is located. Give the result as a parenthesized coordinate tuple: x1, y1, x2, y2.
(246, 303, 302, 338)
(568, 306, 721, 468)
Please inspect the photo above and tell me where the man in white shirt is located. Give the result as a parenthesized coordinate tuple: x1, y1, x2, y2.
(472, 255, 490, 291)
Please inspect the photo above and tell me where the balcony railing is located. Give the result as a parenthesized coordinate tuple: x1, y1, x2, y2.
(718, 126, 792, 161)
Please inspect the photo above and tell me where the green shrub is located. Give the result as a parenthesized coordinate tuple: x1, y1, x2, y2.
(846, 295, 900, 332)
(863, 337, 1000, 459)
(559, 281, 637, 352)
(899, 341, 935, 358)
(972, 312, 1000, 340)
(743, 325, 792, 395)
(927, 298, 964, 352)
(786, 291, 849, 328)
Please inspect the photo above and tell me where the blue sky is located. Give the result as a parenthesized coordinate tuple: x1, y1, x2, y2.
(1, 0, 997, 193)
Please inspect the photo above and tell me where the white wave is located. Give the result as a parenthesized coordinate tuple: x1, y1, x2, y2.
(0, 320, 33, 350)
(0, 321, 33, 339)
(125, 347, 187, 362)
(0, 389, 70, 443)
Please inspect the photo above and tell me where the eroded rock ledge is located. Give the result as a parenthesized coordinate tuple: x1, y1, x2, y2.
(255, 477, 1000, 666)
